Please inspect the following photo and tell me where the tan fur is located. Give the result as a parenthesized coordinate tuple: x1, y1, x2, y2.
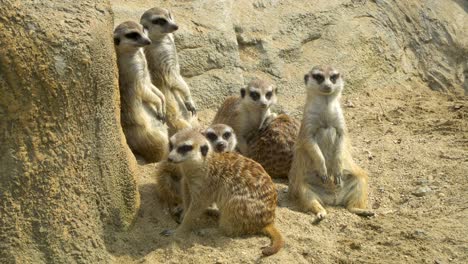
(288, 65, 374, 221)
(212, 79, 277, 154)
(141, 8, 198, 136)
(114, 21, 168, 163)
(165, 129, 284, 256)
(155, 161, 184, 221)
(245, 114, 300, 178)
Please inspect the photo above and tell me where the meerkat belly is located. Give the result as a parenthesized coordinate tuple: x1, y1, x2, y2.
(315, 126, 338, 166)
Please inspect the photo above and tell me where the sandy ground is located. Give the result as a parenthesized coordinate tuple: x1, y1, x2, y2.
(106, 84, 468, 263)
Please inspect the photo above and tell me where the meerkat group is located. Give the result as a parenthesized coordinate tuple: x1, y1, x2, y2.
(113, 6, 374, 257)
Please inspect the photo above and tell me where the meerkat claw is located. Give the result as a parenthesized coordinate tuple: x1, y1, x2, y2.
(184, 101, 196, 115)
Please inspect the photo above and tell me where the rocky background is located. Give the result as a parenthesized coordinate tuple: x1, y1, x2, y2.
(0, 0, 466, 263)
(110, 0, 467, 263)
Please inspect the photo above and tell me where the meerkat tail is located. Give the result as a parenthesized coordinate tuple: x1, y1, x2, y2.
(261, 223, 284, 256)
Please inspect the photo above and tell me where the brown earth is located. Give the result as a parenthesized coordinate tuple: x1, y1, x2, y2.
(107, 0, 467, 263)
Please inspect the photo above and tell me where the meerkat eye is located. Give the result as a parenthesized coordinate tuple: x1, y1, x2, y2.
(312, 74, 324, 84)
(265, 91, 273, 100)
(249, 91, 260, 101)
(330, 74, 340, 84)
(177, 144, 193, 154)
(205, 132, 218, 141)
(152, 18, 167, 25)
(125, 32, 140, 40)
(222, 131, 231, 140)
(200, 144, 209, 157)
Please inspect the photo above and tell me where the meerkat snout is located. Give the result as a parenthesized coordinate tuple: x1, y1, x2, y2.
(304, 66, 343, 95)
(141, 8, 179, 37)
(113, 21, 152, 48)
(203, 124, 237, 153)
(167, 130, 210, 163)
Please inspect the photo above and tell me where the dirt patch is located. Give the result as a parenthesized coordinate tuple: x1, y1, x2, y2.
(109, 85, 467, 263)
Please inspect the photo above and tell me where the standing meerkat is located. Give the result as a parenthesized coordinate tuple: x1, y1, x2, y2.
(162, 128, 284, 256)
(245, 114, 300, 178)
(202, 124, 238, 153)
(212, 78, 277, 154)
(288, 65, 374, 221)
(140, 7, 198, 135)
(114, 21, 168, 163)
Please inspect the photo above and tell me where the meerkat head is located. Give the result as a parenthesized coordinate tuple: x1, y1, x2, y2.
(140, 8, 178, 39)
(113, 21, 151, 52)
(167, 128, 211, 164)
(304, 65, 343, 96)
(240, 79, 278, 110)
(202, 124, 237, 153)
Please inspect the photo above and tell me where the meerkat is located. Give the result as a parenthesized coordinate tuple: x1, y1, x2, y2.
(288, 65, 374, 222)
(202, 124, 238, 153)
(156, 124, 237, 222)
(212, 78, 277, 154)
(244, 114, 300, 178)
(114, 21, 168, 163)
(161, 128, 284, 256)
(140, 7, 198, 135)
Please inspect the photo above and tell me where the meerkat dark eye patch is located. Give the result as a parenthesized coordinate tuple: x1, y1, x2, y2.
(205, 132, 218, 141)
(169, 141, 174, 151)
(330, 74, 340, 84)
(177, 144, 193, 154)
(152, 18, 167, 25)
(222, 131, 231, 139)
(240, 88, 246, 98)
(249, 91, 260, 101)
(265, 91, 273, 100)
(113, 37, 120, 45)
(125, 32, 140, 40)
(200, 145, 209, 157)
(312, 74, 324, 84)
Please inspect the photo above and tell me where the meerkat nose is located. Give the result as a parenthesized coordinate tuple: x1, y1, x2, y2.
(216, 142, 226, 151)
(168, 157, 174, 163)
(172, 24, 179, 31)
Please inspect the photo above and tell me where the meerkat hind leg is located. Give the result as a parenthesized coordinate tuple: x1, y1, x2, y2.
(342, 169, 375, 217)
(299, 186, 327, 223)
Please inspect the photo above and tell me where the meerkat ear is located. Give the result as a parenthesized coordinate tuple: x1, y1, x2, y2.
(240, 88, 246, 98)
(113, 37, 120, 46)
(200, 144, 209, 157)
(168, 10, 174, 20)
(304, 74, 309, 85)
(275, 87, 279, 95)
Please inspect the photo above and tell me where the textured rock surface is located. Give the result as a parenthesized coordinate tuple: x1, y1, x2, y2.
(0, 1, 139, 263)
(112, 0, 466, 117)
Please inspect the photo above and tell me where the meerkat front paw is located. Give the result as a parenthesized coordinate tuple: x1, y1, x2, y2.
(312, 210, 327, 224)
(184, 100, 197, 115)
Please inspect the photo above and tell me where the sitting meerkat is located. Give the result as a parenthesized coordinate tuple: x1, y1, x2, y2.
(162, 128, 284, 256)
(212, 78, 277, 154)
(141, 7, 198, 135)
(288, 65, 374, 221)
(156, 124, 237, 222)
(114, 21, 168, 163)
(244, 114, 300, 178)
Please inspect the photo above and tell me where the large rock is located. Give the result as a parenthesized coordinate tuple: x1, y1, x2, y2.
(112, 0, 467, 118)
(0, 1, 139, 262)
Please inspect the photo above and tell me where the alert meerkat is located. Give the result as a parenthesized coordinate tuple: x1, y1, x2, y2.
(155, 124, 237, 222)
(114, 21, 168, 163)
(245, 114, 300, 178)
(162, 128, 284, 256)
(140, 7, 198, 135)
(212, 78, 277, 154)
(202, 124, 238, 153)
(288, 65, 374, 221)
